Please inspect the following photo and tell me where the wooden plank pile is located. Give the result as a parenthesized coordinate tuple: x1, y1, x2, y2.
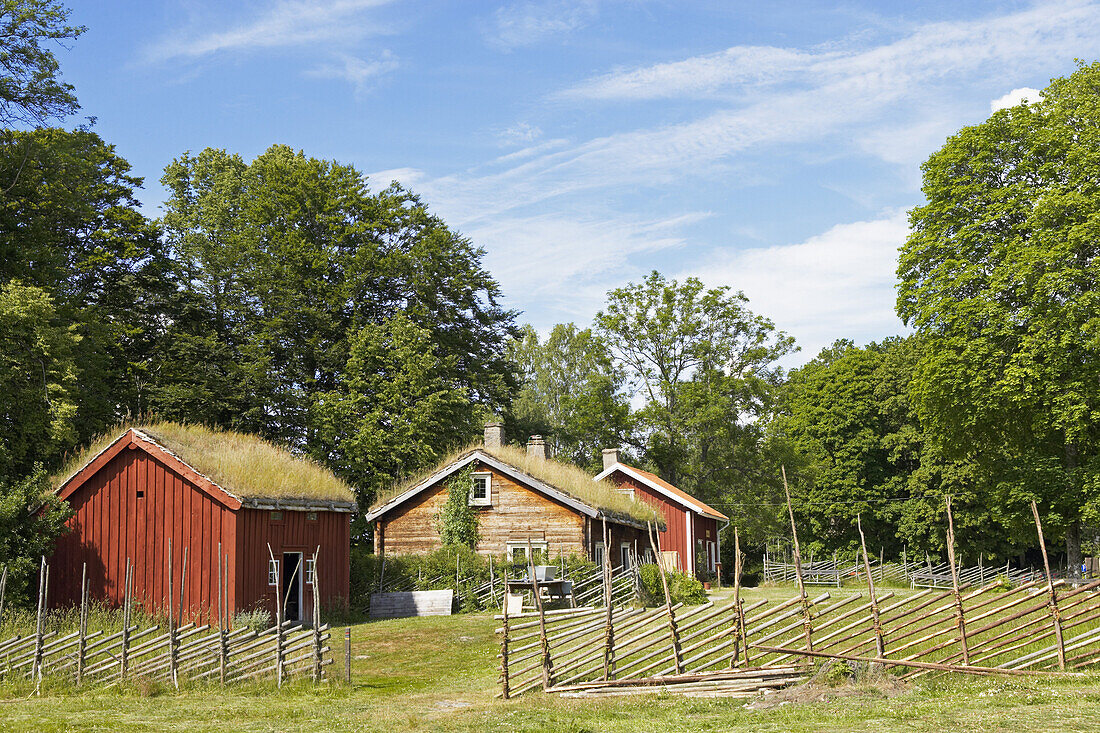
(0, 544, 333, 691)
(369, 590, 454, 619)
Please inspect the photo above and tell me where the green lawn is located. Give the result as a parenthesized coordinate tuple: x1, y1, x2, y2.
(2, 588, 1100, 732)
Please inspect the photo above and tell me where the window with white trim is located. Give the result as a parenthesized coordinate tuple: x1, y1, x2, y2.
(508, 542, 547, 565)
(620, 543, 632, 568)
(268, 558, 279, 586)
(593, 542, 606, 567)
(469, 472, 492, 506)
(305, 558, 316, 585)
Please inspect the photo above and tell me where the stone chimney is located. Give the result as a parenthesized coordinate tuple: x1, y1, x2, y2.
(602, 448, 620, 471)
(484, 422, 504, 448)
(527, 435, 547, 460)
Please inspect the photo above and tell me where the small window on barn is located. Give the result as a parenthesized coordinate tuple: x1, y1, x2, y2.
(306, 511, 318, 521)
(593, 542, 606, 567)
(268, 558, 279, 586)
(136, 490, 145, 499)
(270, 511, 283, 522)
(305, 558, 316, 585)
(469, 472, 492, 507)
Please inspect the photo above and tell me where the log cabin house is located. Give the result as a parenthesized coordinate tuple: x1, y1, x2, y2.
(595, 450, 729, 580)
(49, 423, 356, 624)
(364, 424, 663, 568)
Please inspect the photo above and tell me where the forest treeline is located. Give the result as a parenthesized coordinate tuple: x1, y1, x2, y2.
(1, 2, 1098, 598)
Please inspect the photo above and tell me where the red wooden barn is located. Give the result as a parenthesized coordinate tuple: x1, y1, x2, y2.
(49, 424, 356, 624)
(596, 449, 729, 579)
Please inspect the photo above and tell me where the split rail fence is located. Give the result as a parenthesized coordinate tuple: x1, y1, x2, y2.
(0, 542, 333, 691)
(499, 491, 1100, 698)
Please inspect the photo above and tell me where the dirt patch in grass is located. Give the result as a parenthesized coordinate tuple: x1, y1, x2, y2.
(748, 661, 910, 710)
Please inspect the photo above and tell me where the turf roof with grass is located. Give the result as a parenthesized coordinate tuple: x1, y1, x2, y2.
(372, 442, 662, 526)
(54, 422, 356, 505)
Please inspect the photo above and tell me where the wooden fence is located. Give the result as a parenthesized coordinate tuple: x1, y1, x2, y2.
(0, 544, 333, 691)
(499, 495, 1100, 697)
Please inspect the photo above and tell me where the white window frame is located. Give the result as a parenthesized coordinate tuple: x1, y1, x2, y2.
(268, 558, 279, 586)
(305, 558, 316, 585)
(620, 543, 632, 569)
(508, 541, 547, 565)
(469, 472, 493, 507)
(593, 542, 606, 567)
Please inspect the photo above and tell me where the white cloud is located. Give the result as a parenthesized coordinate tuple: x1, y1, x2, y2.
(146, 0, 398, 62)
(991, 86, 1043, 111)
(684, 211, 910, 360)
(497, 122, 543, 146)
(485, 0, 598, 49)
(306, 51, 398, 91)
(366, 167, 427, 189)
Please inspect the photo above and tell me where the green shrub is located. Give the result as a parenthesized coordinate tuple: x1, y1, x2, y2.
(232, 607, 272, 631)
(639, 564, 707, 606)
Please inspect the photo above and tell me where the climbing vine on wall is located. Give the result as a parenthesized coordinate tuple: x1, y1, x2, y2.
(436, 464, 480, 547)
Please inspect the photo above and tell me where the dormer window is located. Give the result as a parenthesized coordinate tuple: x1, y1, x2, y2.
(469, 472, 492, 506)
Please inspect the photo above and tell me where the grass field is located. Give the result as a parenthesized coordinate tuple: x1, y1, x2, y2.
(3, 587, 1100, 732)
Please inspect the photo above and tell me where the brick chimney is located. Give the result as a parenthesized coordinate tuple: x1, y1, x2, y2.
(484, 422, 504, 448)
(527, 435, 547, 460)
(602, 448, 620, 471)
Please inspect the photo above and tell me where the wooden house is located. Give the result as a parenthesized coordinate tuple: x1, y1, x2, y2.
(364, 425, 662, 568)
(595, 450, 728, 579)
(49, 424, 357, 624)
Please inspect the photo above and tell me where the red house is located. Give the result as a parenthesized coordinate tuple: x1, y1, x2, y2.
(49, 424, 356, 624)
(595, 449, 729, 579)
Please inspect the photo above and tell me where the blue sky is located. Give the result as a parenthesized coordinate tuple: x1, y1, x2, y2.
(63, 0, 1100, 362)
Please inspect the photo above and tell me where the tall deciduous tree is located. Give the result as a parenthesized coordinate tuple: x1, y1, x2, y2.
(0, 0, 83, 129)
(509, 323, 631, 472)
(0, 282, 78, 482)
(596, 271, 794, 493)
(0, 468, 71, 607)
(898, 62, 1100, 571)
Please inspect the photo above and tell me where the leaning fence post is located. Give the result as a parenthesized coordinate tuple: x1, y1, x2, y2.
(167, 540, 177, 688)
(267, 543, 284, 688)
(647, 521, 682, 674)
(0, 564, 7, 630)
(217, 543, 227, 686)
(731, 526, 749, 668)
(944, 496, 970, 665)
(76, 562, 88, 685)
(500, 566, 511, 700)
(120, 559, 133, 682)
(782, 466, 814, 653)
(857, 515, 886, 658)
(312, 545, 323, 683)
(1031, 500, 1066, 670)
(528, 538, 553, 689)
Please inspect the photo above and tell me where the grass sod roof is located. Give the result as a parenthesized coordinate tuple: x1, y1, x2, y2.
(54, 422, 356, 505)
(372, 442, 663, 526)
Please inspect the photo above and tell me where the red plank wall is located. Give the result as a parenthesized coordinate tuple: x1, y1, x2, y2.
(50, 447, 236, 623)
(235, 507, 350, 621)
(609, 473, 691, 574)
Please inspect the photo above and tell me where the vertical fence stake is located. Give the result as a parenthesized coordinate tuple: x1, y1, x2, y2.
(32, 557, 47, 694)
(782, 466, 814, 653)
(857, 515, 886, 658)
(944, 496, 970, 665)
(167, 540, 176, 688)
(217, 542, 227, 686)
(647, 521, 682, 674)
(0, 564, 7, 630)
(120, 559, 132, 683)
(601, 518, 614, 680)
(344, 626, 351, 684)
(1031, 500, 1066, 670)
(731, 526, 749, 668)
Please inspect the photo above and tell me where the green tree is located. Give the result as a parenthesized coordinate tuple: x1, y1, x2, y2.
(897, 62, 1100, 572)
(0, 468, 72, 607)
(772, 337, 1004, 561)
(596, 271, 795, 494)
(311, 313, 473, 508)
(435, 464, 479, 548)
(0, 128, 165, 440)
(0, 0, 83, 129)
(509, 323, 632, 472)
(0, 282, 79, 482)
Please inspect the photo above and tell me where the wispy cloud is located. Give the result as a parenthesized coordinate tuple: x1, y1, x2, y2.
(497, 122, 543, 146)
(484, 0, 599, 49)
(683, 211, 910, 360)
(146, 0, 398, 63)
(306, 51, 398, 92)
